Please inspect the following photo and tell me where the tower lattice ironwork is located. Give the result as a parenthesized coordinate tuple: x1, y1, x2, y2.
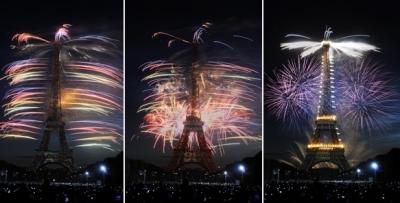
(167, 45, 217, 172)
(32, 43, 73, 171)
(303, 34, 350, 171)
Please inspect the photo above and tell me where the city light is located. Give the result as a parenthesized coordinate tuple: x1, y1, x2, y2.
(223, 171, 228, 182)
(85, 171, 90, 176)
(370, 162, 379, 171)
(356, 168, 361, 174)
(99, 164, 107, 185)
(238, 164, 246, 181)
(99, 165, 107, 173)
(238, 164, 246, 173)
(370, 161, 379, 180)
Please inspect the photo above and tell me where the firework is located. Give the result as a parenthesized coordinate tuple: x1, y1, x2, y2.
(267, 27, 394, 133)
(265, 56, 320, 128)
(0, 24, 122, 152)
(281, 27, 379, 58)
(336, 59, 398, 133)
(139, 23, 261, 154)
(266, 57, 398, 134)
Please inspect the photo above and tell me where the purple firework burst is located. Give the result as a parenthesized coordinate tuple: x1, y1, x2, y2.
(266, 57, 399, 134)
(336, 58, 399, 134)
(265, 57, 320, 128)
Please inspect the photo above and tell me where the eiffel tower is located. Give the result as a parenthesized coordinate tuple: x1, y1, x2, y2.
(32, 43, 73, 171)
(167, 45, 217, 172)
(302, 41, 350, 171)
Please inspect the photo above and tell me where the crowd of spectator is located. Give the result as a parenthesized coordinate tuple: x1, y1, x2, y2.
(265, 181, 400, 202)
(126, 180, 261, 203)
(0, 182, 122, 203)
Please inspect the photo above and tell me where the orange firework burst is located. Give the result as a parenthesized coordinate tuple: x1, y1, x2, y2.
(139, 23, 261, 154)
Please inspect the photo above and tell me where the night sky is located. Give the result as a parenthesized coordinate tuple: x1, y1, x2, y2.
(265, 0, 400, 164)
(6, 0, 397, 170)
(0, 0, 122, 166)
(126, 0, 262, 167)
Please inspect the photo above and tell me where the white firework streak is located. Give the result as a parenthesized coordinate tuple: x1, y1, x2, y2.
(281, 27, 379, 58)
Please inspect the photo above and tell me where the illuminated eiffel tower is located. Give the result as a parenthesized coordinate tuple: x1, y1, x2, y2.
(167, 45, 217, 172)
(32, 43, 73, 171)
(281, 28, 379, 172)
(303, 40, 350, 171)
